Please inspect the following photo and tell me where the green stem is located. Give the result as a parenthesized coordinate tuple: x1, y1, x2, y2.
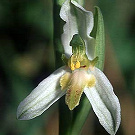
(70, 95, 91, 135)
(53, 0, 64, 68)
(53, 0, 72, 135)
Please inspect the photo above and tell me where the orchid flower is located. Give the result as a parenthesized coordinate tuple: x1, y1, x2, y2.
(17, 0, 121, 135)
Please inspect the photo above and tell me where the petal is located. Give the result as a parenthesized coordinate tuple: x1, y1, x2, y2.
(60, 0, 94, 59)
(65, 69, 90, 110)
(84, 68, 121, 135)
(17, 66, 70, 120)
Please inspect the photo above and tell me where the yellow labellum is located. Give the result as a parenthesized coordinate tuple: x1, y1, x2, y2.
(60, 69, 96, 110)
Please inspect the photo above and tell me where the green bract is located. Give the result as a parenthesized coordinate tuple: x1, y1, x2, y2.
(91, 6, 105, 70)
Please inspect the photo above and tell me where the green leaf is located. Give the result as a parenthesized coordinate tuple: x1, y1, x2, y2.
(57, 0, 84, 6)
(91, 6, 105, 71)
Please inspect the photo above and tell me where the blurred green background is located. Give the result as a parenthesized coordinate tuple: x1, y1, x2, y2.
(0, 0, 135, 135)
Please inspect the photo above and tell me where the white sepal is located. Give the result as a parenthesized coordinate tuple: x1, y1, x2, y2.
(84, 68, 121, 135)
(17, 66, 69, 120)
(60, 0, 94, 59)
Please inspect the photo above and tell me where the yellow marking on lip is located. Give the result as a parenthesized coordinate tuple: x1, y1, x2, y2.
(60, 72, 71, 90)
(87, 75, 96, 87)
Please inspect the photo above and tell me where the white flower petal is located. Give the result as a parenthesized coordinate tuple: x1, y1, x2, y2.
(84, 68, 121, 135)
(60, 0, 94, 59)
(17, 66, 69, 120)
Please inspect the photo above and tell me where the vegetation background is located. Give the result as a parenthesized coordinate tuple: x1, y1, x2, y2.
(0, 0, 135, 135)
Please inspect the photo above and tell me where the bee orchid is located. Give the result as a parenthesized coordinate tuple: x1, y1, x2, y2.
(17, 1, 120, 135)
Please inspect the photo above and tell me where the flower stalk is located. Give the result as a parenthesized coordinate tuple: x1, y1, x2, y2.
(53, 0, 73, 134)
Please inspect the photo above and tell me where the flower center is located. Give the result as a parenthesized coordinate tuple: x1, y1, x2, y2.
(68, 54, 90, 71)
(62, 34, 98, 71)
(67, 34, 91, 71)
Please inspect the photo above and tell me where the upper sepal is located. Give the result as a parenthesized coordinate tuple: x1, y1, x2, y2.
(60, 0, 94, 59)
